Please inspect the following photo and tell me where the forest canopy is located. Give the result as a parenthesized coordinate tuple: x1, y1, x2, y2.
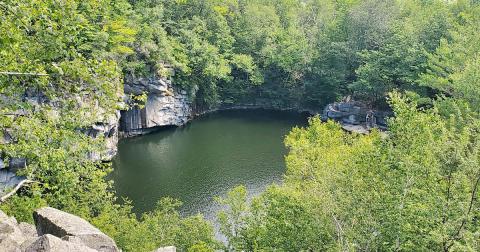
(1, 0, 480, 251)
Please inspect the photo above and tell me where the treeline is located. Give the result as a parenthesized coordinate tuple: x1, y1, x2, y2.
(1, 0, 480, 251)
(122, 0, 477, 109)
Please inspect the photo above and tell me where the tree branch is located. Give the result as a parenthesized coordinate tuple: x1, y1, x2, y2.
(444, 173, 480, 251)
(0, 179, 34, 203)
(0, 72, 49, 76)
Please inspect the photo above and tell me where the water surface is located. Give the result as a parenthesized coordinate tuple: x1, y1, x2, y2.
(112, 109, 308, 223)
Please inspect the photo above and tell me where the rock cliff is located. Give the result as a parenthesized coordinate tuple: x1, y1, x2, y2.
(83, 111, 121, 161)
(322, 100, 390, 134)
(120, 76, 192, 137)
(0, 207, 176, 252)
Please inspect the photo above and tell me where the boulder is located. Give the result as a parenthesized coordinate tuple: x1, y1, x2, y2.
(0, 236, 22, 252)
(34, 207, 118, 252)
(25, 234, 97, 252)
(0, 210, 26, 247)
(18, 222, 38, 239)
(20, 236, 40, 251)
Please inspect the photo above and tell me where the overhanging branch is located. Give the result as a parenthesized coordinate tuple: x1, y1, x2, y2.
(0, 72, 49, 76)
(0, 179, 34, 203)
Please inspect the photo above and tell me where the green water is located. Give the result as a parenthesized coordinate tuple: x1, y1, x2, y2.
(112, 109, 308, 222)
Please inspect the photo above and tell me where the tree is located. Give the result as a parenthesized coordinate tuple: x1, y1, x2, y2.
(420, 3, 480, 110)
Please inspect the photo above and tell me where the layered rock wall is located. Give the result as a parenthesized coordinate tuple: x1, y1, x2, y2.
(322, 100, 390, 133)
(120, 77, 191, 137)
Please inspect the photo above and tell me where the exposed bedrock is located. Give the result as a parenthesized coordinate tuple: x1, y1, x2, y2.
(1, 207, 176, 252)
(120, 76, 191, 137)
(83, 111, 121, 161)
(33, 207, 118, 252)
(322, 100, 391, 133)
(0, 207, 176, 252)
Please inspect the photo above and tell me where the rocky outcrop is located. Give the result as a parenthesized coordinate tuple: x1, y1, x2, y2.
(322, 100, 390, 134)
(34, 207, 118, 252)
(0, 209, 38, 251)
(120, 77, 191, 137)
(25, 234, 97, 252)
(83, 111, 121, 161)
(0, 207, 120, 252)
(1, 90, 121, 161)
(0, 159, 27, 200)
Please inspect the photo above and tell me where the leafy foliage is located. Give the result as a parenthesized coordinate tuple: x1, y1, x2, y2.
(2, 0, 480, 251)
(0, 1, 218, 251)
(220, 93, 480, 251)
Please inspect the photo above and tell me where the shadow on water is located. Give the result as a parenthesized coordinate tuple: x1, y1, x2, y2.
(112, 109, 309, 239)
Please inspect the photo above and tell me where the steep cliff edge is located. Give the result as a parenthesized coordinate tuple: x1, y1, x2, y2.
(120, 77, 192, 137)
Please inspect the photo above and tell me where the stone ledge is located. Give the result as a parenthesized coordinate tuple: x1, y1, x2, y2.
(1, 208, 118, 252)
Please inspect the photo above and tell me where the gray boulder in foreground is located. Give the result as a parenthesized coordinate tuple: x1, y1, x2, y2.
(0, 210, 27, 251)
(25, 234, 97, 252)
(34, 207, 118, 252)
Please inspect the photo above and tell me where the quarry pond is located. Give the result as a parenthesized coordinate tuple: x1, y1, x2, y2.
(112, 109, 308, 223)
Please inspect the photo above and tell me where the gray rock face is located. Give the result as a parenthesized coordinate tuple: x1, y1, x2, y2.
(0, 170, 26, 197)
(25, 234, 97, 252)
(2, 88, 121, 161)
(18, 222, 38, 239)
(322, 101, 367, 124)
(0, 210, 26, 250)
(34, 207, 118, 252)
(0, 237, 22, 252)
(121, 77, 191, 136)
(0, 157, 29, 199)
(8, 158, 27, 173)
(322, 100, 390, 133)
(0, 208, 122, 251)
(84, 111, 121, 161)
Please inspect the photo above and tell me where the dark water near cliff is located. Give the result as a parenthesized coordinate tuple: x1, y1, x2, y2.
(112, 109, 308, 224)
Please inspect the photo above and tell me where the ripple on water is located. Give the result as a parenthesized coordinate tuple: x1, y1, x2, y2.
(112, 109, 308, 236)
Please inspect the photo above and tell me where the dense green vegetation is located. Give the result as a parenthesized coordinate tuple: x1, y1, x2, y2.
(219, 95, 480, 251)
(0, 0, 219, 251)
(217, 1, 480, 251)
(1, 0, 480, 251)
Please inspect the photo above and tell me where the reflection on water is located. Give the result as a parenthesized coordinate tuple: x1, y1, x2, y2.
(112, 109, 308, 235)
